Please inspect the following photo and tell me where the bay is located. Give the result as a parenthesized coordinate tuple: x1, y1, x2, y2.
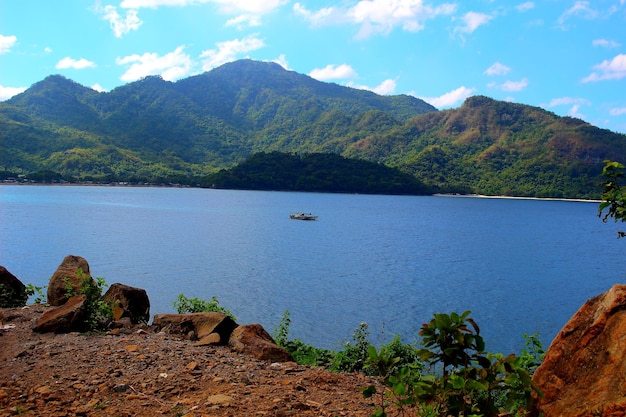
(1, 185, 624, 354)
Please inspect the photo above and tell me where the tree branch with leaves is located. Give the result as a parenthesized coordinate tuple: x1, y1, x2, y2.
(598, 160, 626, 238)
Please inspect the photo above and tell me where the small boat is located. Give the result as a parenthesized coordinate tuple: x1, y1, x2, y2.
(289, 212, 318, 221)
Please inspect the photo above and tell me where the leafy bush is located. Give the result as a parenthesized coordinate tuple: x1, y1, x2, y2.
(598, 160, 626, 237)
(62, 271, 113, 331)
(0, 283, 28, 308)
(272, 310, 334, 367)
(330, 322, 373, 373)
(363, 311, 540, 417)
(25, 284, 47, 304)
(173, 293, 236, 321)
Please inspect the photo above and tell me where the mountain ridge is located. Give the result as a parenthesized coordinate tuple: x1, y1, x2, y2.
(1, 59, 625, 199)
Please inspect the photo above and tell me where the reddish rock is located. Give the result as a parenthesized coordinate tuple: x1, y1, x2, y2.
(33, 295, 88, 333)
(0, 266, 27, 308)
(152, 312, 238, 342)
(194, 332, 222, 346)
(103, 283, 150, 324)
(228, 323, 293, 362)
(532, 284, 626, 417)
(47, 255, 95, 306)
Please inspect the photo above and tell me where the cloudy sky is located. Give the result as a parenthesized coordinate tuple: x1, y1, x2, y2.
(1, 0, 625, 133)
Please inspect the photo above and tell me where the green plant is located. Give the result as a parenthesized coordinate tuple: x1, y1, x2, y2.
(25, 283, 47, 304)
(173, 293, 236, 321)
(364, 312, 538, 417)
(271, 310, 335, 367)
(0, 282, 28, 308)
(330, 322, 372, 373)
(272, 309, 292, 346)
(598, 160, 626, 237)
(62, 270, 113, 331)
(363, 342, 423, 417)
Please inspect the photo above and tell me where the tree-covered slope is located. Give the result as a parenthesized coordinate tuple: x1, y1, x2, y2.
(1, 61, 625, 198)
(0, 60, 436, 183)
(343, 96, 626, 199)
(200, 151, 432, 195)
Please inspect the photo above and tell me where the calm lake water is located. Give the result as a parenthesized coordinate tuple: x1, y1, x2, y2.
(1, 185, 625, 353)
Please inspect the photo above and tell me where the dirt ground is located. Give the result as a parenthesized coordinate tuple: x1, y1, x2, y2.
(0, 305, 381, 417)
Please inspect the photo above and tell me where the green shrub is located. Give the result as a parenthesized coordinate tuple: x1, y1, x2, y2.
(272, 310, 334, 367)
(173, 293, 236, 321)
(363, 311, 540, 417)
(61, 270, 113, 332)
(0, 283, 28, 308)
(25, 284, 47, 304)
(330, 322, 372, 373)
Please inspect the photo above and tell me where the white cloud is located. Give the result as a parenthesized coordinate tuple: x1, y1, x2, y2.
(270, 54, 290, 70)
(516, 2, 534, 12)
(582, 54, 626, 82)
(543, 97, 590, 108)
(567, 104, 585, 119)
(116, 45, 193, 82)
(454, 11, 493, 35)
(484, 62, 511, 76)
(120, 0, 204, 7)
(500, 78, 528, 92)
(372, 79, 397, 95)
(199, 35, 265, 71)
(0, 34, 17, 54)
(295, 0, 457, 39)
(609, 107, 626, 116)
(543, 97, 590, 119)
(98, 5, 142, 38)
(212, 0, 287, 15)
(293, 3, 339, 26)
(91, 83, 107, 92)
(309, 64, 357, 81)
(348, 78, 397, 95)
(225, 14, 261, 29)
(56, 57, 97, 70)
(592, 39, 620, 48)
(419, 86, 476, 109)
(0, 85, 26, 101)
(121, 0, 286, 14)
(557, 1, 598, 27)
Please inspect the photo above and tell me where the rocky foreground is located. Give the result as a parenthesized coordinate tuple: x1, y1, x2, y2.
(0, 305, 378, 417)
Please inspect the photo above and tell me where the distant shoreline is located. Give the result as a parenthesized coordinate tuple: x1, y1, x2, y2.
(1, 182, 601, 202)
(433, 193, 600, 203)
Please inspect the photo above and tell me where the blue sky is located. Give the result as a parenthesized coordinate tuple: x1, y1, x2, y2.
(1, 0, 625, 133)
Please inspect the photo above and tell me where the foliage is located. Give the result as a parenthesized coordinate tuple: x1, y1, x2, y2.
(62, 271, 113, 331)
(330, 322, 373, 373)
(2, 62, 625, 198)
(598, 160, 626, 237)
(173, 293, 236, 321)
(25, 283, 47, 304)
(363, 311, 539, 417)
(271, 310, 335, 367)
(200, 152, 433, 195)
(0, 283, 28, 308)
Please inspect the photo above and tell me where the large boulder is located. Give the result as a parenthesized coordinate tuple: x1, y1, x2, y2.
(47, 255, 95, 306)
(228, 323, 293, 362)
(0, 266, 27, 308)
(33, 295, 88, 333)
(532, 284, 626, 417)
(103, 283, 150, 324)
(152, 312, 238, 343)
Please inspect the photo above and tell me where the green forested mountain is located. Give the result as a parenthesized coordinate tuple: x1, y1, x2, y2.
(200, 151, 432, 195)
(1, 59, 625, 199)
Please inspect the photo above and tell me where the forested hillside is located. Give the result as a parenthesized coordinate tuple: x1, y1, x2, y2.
(200, 152, 432, 195)
(1, 59, 625, 199)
